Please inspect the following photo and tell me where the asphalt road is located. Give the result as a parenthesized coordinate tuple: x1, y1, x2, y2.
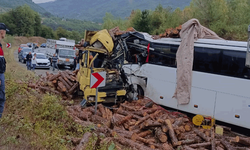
(14, 49, 71, 76)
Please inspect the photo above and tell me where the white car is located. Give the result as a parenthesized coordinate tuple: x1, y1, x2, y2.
(32, 53, 50, 69)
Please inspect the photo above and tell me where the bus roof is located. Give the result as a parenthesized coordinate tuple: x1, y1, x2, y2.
(141, 32, 247, 51)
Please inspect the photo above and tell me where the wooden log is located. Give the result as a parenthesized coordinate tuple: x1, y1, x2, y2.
(78, 111, 92, 121)
(97, 104, 106, 118)
(115, 136, 154, 150)
(179, 138, 200, 145)
(135, 115, 150, 126)
(211, 127, 216, 150)
(216, 146, 224, 150)
(58, 81, 67, 92)
(189, 141, 220, 148)
(165, 119, 181, 147)
(150, 110, 162, 120)
(113, 129, 133, 139)
(64, 71, 73, 80)
(234, 147, 250, 150)
(140, 120, 161, 129)
(144, 107, 158, 114)
(39, 86, 60, 94)
(235, 136, 250, 146)
(91, 115, 110, 127)
(184, 124, 192, 132)
(75, 132, 92, 150)
(120, 104, 137, 111)
(219, 138, 235, 150)
(58, 76, 71, 90)
(88, 107, 102, 116)
(184, 145, 196, 150)
(173, 117, 189, 127)
(116, 115, 133, 125)
(64, 77, 73, 86)
(194, 128, 211, 142)
(162, 143, 174, 150)
(155, 127, 168, 143)
(161, 124, 168, 133)
(137, 137, 156, 145)
(52, 80, 57, 84)
(137, 130, 152, 138)
(70, 75, 77, 81)
(69, 82, 78, 94)
(49, 73, 61, 81)
(177, 132, 196, 140)
(116, 108, 141, 120)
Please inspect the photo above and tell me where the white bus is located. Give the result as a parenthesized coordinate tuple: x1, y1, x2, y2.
(122, 29, 250, 129)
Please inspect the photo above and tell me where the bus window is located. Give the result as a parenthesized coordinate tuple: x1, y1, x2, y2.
(221, 50, 245, 77)
(193, 47, 221, 74)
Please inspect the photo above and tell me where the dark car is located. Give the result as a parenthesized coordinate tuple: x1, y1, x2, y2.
(18, 48, 32, 63)
(40, 43, 46, 48)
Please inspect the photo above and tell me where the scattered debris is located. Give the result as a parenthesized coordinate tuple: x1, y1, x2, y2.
(28, 70, 79, 100)
(66, 99, 250, 150)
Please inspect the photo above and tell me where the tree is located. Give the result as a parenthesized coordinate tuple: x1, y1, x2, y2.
(34, 13, 42, 36)
(56, 27, 69, 38)
(133, 10, 151, 33)
(41, 25, 55, 39)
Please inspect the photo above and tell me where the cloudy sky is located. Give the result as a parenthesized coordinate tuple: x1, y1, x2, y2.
(32, 0, 56, 3)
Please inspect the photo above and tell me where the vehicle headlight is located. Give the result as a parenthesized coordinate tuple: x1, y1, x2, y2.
(58, 60, 63, 63)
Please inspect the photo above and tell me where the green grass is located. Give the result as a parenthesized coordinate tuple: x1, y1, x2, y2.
(0, 40, 87, 149)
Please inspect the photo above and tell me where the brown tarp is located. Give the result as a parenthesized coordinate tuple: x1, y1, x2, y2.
(173, 19, 223, 105)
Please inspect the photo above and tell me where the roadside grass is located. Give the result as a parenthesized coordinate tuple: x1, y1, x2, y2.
(0, 38, 114, 149)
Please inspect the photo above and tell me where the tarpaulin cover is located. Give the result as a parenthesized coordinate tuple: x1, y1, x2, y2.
(173, 19, 223, 105)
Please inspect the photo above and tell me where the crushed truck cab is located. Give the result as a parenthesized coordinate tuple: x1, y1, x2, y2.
(77, 30, 127, 104)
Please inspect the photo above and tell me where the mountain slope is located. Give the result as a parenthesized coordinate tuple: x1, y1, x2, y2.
(39, 0, 191, 22)
(0, 0, 50, 15)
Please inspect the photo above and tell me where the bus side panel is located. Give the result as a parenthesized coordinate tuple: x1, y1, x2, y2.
(214, 93, 250, 129)
(177, 87, 216, 117)
(143, 64, 178, 109)
(146, 78, 177, 109)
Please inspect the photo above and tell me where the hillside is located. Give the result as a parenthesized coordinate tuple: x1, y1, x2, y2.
(0, 0, 50, 15)
(39, 0, 192, 22)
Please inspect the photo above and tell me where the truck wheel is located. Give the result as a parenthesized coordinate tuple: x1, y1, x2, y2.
(127, 84, 144, 100)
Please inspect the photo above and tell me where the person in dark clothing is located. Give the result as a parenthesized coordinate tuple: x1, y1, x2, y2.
(26, 52, 32, 70)
(0, 23, 9, 118)
(51, 53, 58, 71)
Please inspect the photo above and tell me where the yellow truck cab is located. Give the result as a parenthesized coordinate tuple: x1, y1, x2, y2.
(77, 29, 127, 105)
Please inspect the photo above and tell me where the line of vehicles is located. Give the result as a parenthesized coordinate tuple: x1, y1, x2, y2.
(17, 37, 77, 70)
(75, 25, 250, 130)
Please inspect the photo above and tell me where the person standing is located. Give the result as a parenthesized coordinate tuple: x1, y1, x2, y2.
(0, 23, 9, 118)
(26, 52, 32, 70)
(51, 53, 58, 71)
(31, 53, 37, 71)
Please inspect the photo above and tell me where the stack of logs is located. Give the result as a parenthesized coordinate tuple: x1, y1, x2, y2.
(28, 70, 79, 100)
(152, 25, 182, 40)
(67, 99, 250, 150)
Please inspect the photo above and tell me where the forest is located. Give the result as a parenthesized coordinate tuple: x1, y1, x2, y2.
(102, 0, 250, 41)
(0, 5, 101, 42)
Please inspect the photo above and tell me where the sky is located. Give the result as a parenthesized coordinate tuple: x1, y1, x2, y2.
(32, 0, 56, 3)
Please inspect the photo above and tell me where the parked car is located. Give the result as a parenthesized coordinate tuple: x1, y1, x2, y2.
(18, 44, 28, 53)
(32, 53, 50, 69)
(18, 48, 32, 63)
(40, 43, 46, 48)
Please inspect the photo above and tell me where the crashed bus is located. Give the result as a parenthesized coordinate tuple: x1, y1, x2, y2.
(121, 28, 250, 129)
